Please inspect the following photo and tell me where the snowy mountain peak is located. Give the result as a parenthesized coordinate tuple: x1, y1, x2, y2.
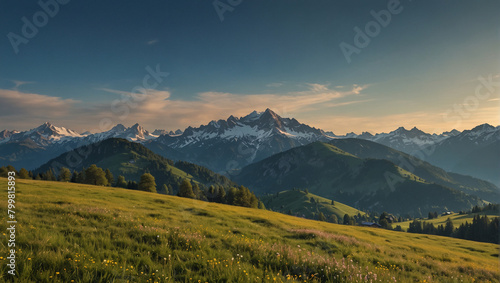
(208, 120, 220, 128)
(389, 126, 427, 138)
(84, 123, 157, 143)
(32, 122, 82, 138)
(257, 108, 284, 129)
(408, 127, 427, 136)
(470, 123, 495, 133)
(152, 129, 183, 136)
(260, 108, 279, 120)
(152, 129, 167, 136)
(110, 124, 127, 132)
(450, 123, 499, 142)
(153, 109, 331, 170)
(0, 122, 83, 146)
(394, 126, 407, 132)
(0, 130, 19, 141)
(240, 110, 262, 122)
(122, 123, 155, 141)
(358, 131, 374, 139)
(441, 129, 460, 137)
(34, 122, 55, 132)
(130, 123, 144, 132)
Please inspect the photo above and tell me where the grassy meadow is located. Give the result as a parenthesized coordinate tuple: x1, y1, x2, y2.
(0, 178, 498, 282)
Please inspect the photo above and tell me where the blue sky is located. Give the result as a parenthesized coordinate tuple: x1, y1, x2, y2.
(0, 0, 499, 134)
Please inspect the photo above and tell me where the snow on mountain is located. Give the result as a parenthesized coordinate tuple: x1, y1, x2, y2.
(424, 123, 500, 185)
(337, 123, 499, 185)
(0, 122, 84, 146)
(152, 129, 167, 136)
(357, 132, 374, 139)
(83, 123, 159, 143)
(0, 114, 497, 180)
(148, 108, 333, 172)
(441, 129, 460, 137)
(0, 122, 165, 170)
(157, 108, 329, 148)
(142, 109, 500, 175)
(340, 126, 447, 155)
(430, 123, 500, 155)
(453, 123, 499, 141)
(0, 130, 19, 142)
(321, 130, 336, 138)
(152, 129, 183, 136)
(345, 124, 499, 156)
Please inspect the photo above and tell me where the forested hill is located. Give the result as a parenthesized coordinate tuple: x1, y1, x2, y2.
(35, 138, 236, 193)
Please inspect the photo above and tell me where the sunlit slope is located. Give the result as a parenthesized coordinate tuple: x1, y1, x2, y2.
(0, 178, 498, 282)
(261, 190, 365, 220)
(398, 211, 500, 231)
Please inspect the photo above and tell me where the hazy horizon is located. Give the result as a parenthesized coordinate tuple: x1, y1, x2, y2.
(2, 108, 498, 137)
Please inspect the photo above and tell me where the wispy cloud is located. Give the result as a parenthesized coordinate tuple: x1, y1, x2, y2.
(266, 82, 283, 88)
(147, 39, 159, 45)
(306, 83, 329, 92)
(11, 80, 35, 90)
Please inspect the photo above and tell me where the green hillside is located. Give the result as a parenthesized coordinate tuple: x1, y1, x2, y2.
(398, 211, 500, 231)
(235, 142, 424, 196)
(35, 138, 235, 193)
(235, 142, 483, 216)
(0, 178, 498, 282)
(262, 190, 364, 221)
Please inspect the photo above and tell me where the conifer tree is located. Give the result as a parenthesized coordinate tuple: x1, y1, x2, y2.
(444, 217, 454, 236)
(84, 165, 108, 186)
(18, 168, 30, 179)
(104, 169, 114, 186)
(178, 179, 195, 199)
(115, 175, 127, 188)
(139, 173, 156, 193)
(58, 167, 71, 182)
(318, 212, 327, 222)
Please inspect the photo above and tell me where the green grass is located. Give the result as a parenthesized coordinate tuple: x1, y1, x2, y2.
(262, 190, 365, 220)
(0, 178, 498, 282)
(313, 142, 358, 159)
(395, 167, 426, 183)
(397, 212, 500, 231)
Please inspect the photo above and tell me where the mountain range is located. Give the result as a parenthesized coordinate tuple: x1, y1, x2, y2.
(1, 109, 498, 186)
(0, 122, 181, 170)
(146, 109, 333, 173)
(346, 123, 500, 186)
(7, 109, 497, 216)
